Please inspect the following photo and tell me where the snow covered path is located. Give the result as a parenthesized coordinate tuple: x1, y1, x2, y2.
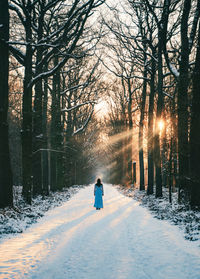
(0, 184, 200, 279)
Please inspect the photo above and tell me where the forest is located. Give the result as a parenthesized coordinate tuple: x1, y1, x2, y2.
(0, 0, 200, 210)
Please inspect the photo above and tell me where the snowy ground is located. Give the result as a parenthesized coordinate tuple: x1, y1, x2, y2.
(0, 184, 200, 279)
(0, 185, 84, 237)
(117, 185, 200, 242)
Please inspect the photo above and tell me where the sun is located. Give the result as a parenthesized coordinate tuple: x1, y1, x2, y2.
(158, 119, 165, 132)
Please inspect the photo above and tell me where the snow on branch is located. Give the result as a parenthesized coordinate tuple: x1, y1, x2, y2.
(72, 104, 95, 136)
(9, 45, 25, 66)
(167, 61, 179, 78)
(163, 91, 174, 99)
(61, 101, 96, 112)
(28, 54, 71, 88)
(28, 0, 97, 88)
(60, 82, 89, 95)
(163, 46, 179, 78)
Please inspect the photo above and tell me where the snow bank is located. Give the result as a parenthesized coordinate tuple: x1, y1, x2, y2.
(0, 185, 85, 238)
(116, 185, 200, 243)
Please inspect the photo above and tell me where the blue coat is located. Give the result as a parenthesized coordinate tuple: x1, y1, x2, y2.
(94, 184, 104, 208)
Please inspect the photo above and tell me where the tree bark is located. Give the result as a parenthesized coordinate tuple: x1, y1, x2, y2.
(0, 0, 13, 208)
(32, 7, 44, 196)
(147, 53, 156, 195)
(169, 133, 173, 204)
(161, 111, 168, 187)
(172, 87, 178, 190)
(139, 52, 147, 191)
(154, 0, 171, 198)
(42, 75, 49, 195)
(190, 21, 200, 207)
(50, 57, 63, 191)
(127, 78, 133, 183)
(177, 0, 191, 202)
(21, 8, 33, 204)
(154, 33, 163, 198)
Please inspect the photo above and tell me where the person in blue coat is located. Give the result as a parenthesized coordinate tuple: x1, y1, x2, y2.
(94, 178, 104, 210)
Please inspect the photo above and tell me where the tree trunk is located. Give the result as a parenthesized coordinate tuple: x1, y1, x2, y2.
(50, 58, 63, 191)
(64, 72, 75, 186)
(0, 0, 13, 208)
(147, 54, 155, 195)
(127, 78, 133, 183)
(161, 111, 168, 187)
(139, 53, 147, 191)
(50, 72, 58, 191)
(32, 76, 43, 196)
(155, 34, 163, 198)
(42, 75, 49, 195)
(21, 14, 33, 204)
(145, 0, 171, 197)
(32, 9, 44, 196)
(190, 21, 200, 207)
(169, 133, 173, 204)
(177, 0, 191, 202)
(120, 78, 128, 184)
(154, 0, 171, 197)
(172, 87, 178, 190)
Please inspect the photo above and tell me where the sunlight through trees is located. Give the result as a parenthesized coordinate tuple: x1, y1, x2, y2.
(0, 0, 200, 208)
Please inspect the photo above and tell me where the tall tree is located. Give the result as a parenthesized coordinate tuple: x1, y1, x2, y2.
(32, 0, 46, 196)
(190, 19, 200, 207)
(9, 0, 105, 202)
(0, 0, 13, 207)
(21, 0, 33, 203)
(145, 0, 171, 197)
(177, 0, 191, 201)
(139, 45, 147, 191)
(161, 0, 200, 203)
(147, 48, 156, 195)
(134, 7, 148, 191)
(50, 58, 63, 191)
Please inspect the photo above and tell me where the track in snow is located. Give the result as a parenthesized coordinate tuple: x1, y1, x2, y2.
(0, 184, 200, 279)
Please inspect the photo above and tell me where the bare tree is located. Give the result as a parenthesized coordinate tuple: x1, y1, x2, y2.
(0, 0, 13, 208)
(101, 11, 144, 185)
(9, 0, 105, 202)
(190, 17, 200, 207)
(160, 0, 200, 203)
